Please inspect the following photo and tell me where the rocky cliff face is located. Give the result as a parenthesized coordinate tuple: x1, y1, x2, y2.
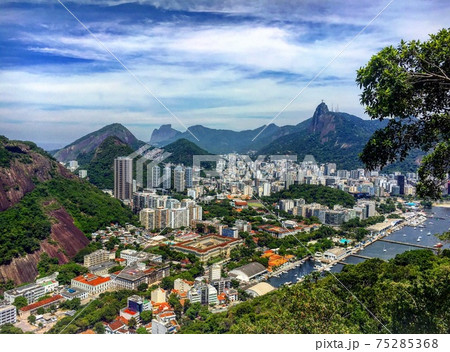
(150, 124, 182, 145)
(0, 138, 91, 285)
(308, 102, 336, 140)
(0, 206, 89, 285)
(0, 141, 71, 211)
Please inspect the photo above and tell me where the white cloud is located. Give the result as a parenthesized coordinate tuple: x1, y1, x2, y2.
(1, 0, 449, 145)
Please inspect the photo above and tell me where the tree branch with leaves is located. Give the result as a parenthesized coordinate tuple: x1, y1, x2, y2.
(357, 28, 450, 199)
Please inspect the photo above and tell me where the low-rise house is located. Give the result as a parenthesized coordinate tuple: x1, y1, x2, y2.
(224, 288, 239, 302)
(104, 319, 129, 334)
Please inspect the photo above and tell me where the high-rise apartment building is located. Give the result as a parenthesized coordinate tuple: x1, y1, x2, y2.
(114, 157, 133, 200)
(396, 175, 405, 195)
(174, 166, 185, 192)
(149, 165, 161, 188)
(185, 167, 193, 188)
(163, 166, 172, 189)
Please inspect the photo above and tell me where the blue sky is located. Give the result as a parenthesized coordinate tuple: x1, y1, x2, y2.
(0, 0, 449, 148)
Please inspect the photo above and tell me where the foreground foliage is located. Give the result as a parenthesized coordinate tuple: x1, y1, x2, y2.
(357, 28, 450, 199)
(181, 250, 450, 334)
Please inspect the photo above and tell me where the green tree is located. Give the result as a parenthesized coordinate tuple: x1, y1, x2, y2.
(94, 322, 105, 334)
(0, 324, 24, 334)
(13, 296, 28, 309)
(60, 298, 81, 311)
(128, 317, 137, 329)
(356, 28, 450, 198)
(28, 315, 36, 324)
(168, 293, 183, 319)
(37, 307, 45, 315)
(161, 277, 174, 290)
(136, 326, 148, 334)
(137, 283, 148, 292)
(140, 310, 153, 324)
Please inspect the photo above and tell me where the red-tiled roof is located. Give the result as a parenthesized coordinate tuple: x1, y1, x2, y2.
(123, 308, 137, 316)
(73, 273, 110, 286)
(159, 311, 176, 318)
(173, 234, 241, 253)
(118, 316, 129, 325)
(20, 295, 63, 312)
(108, 319, 125, 331)
(217, 293, 226, 300)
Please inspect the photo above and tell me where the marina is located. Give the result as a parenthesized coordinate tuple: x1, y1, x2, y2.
(267, 206, 450, 288)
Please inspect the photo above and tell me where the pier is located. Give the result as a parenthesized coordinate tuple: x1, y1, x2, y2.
(378, 238, 437, 251)
(350, 254, 374, 260)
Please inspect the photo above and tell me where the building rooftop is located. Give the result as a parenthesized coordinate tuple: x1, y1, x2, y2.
(20, 295, 63, 312)
(72, 273, 111, 286)
(173, 234, 241, 254)
(246, 282, 275, 297)
(229, 262, 267, 279)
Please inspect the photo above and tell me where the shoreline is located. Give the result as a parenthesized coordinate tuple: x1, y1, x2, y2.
(432, 203, 450, 208)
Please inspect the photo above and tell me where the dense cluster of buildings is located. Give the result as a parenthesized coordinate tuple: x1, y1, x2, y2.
(137, 192, 203, 230)
(278, 198, 376, 226)
(197, 154, 421, 198)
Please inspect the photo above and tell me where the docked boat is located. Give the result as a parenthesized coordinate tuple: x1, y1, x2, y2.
(434, 243, 443, 248)
(417, 237, 421, 242)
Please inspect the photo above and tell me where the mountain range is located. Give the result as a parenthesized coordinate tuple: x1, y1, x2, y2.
(149, 102, 387, 158)
(51, 102, 422, 172)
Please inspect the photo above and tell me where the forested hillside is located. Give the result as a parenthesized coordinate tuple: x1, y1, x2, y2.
(262, 184, 356, 208)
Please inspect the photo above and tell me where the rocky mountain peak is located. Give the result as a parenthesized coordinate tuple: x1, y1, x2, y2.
(150, 124, 182, 145)
(309, 102, 335, 139)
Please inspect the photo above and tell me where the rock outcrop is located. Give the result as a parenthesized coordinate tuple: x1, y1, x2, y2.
(0, 207, 89, 285)
(0, 142, 71, 211)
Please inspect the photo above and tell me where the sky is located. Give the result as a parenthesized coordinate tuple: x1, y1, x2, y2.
(0, 0, 449, 148)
